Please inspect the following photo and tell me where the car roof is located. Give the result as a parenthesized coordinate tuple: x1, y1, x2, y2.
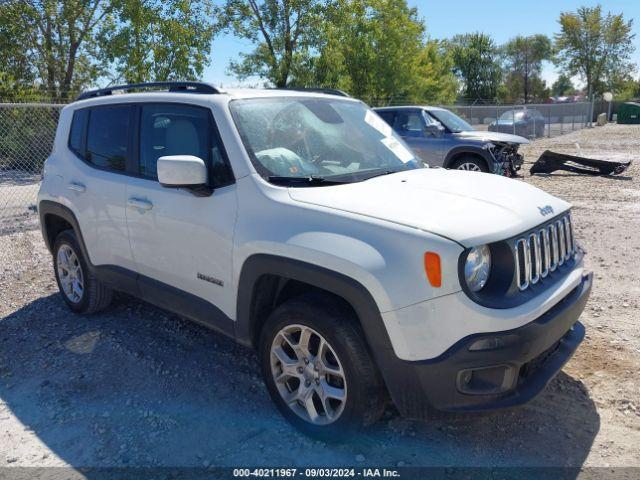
(69, 87, 359, 110)
(374, 105, 448, 113)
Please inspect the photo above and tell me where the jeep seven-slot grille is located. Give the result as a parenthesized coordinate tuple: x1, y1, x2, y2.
(514, 213, 575, 291)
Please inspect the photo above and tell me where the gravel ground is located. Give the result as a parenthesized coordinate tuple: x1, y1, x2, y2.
(0, 123, 639, 471)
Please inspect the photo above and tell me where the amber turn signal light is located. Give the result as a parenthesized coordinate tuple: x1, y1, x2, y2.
(424, 252, 441, 287)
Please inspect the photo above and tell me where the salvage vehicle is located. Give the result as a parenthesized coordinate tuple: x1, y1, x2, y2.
(488, 109, 547, 138)
(375, 105, 528, 176)
(38, 82, 592, 438)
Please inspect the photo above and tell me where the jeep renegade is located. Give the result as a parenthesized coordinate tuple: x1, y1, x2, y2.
(38, 82, 592, 438)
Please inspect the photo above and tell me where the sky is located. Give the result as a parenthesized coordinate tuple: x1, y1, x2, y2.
(203, 0, 640, 90)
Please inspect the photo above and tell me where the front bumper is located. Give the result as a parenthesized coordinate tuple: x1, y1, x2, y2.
(385, 272, 592, 417)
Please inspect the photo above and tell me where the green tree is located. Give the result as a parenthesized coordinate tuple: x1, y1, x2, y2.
(447, 32, 502, 102)
(219, 0, 327, 87)
(502, 34, 552, 103)
(103, 0, 216, 84)
(606, 73, 640, 100)
(416, 40, 459, 105)
(555, 5, 635, 101)
(551, 74, 576, 96)
(311, 0, 420, 102)
(498, 73, 549, 103)
(309, 0, 457, 105)
(0, 0, 113, 101)
(0, 4, 36, 99)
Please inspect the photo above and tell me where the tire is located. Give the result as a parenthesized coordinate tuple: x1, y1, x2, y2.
(451, 156, 489, 173)
(259, 293, 386, 439)
(52, 229, 113, 314)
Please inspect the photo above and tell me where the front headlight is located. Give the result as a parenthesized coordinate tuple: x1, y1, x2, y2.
(464, 245, 491, 292)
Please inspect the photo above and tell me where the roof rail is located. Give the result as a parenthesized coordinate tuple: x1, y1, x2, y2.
(280, 87, 351, 97)
(76, 81, 220, 101)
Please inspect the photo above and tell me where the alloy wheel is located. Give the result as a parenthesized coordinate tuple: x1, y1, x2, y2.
(270, 324, 347, 425)
(457, 162, 482, 172)
(56, 244, 84, 303)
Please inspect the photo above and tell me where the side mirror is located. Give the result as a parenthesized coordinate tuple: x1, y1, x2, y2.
(157, 155, 212, 196)
(424, 123, 445, 137)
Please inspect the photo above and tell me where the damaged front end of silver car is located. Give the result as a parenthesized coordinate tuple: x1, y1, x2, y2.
(487, 142, 525, 177)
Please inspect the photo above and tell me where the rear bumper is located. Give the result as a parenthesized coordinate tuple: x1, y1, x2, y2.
(386, 272, 591, 417)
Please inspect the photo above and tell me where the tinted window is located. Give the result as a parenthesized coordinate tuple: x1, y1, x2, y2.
(86, 106, 130, 171)
(139, 104, 233, 186)
(377, 111, 395, 126)
(68, 109, 88, 156)
(395, 111, 425, 137)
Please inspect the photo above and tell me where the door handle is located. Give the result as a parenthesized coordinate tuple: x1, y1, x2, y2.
(127, 197, 153, 211)
(68, 182, 86, 193)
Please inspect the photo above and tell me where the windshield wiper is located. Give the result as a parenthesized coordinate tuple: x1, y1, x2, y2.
(267, 175, 347, 186)
(361, 169, 403, 181)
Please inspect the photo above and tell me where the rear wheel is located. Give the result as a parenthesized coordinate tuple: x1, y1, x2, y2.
(259, 294, 386, 438)
(451, 156, 488, 173)
(53, 230, 113, 314)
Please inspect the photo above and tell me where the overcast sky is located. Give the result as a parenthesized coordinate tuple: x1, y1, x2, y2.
(203, 0, 640, 90)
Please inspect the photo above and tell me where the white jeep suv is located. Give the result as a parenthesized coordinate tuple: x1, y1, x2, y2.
(37, 82, 592, 437)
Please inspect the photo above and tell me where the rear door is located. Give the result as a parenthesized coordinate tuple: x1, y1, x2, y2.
(124, 102, 238, 320)
(63, 105, 135, 271)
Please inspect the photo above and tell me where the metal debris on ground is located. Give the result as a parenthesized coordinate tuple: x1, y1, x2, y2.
(530, 150, 632, 176)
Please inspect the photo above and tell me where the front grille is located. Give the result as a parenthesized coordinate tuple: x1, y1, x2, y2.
(514, 212, 576, 291)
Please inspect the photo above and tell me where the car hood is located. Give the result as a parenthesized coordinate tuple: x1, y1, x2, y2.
(454, 130, 529, 145)
(288, 168, 569, 246)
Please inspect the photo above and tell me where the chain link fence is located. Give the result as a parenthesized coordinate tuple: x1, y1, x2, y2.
(0, 98, 610, 234)
(367, 96, 598, 138)
(439, 102, 592, 138)
(0, 103, 62, 233)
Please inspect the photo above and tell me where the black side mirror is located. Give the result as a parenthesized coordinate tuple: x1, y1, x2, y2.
(424, 123, 445, 137)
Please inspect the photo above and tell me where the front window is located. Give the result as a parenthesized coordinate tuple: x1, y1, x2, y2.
(230, 97, 423, 185)
(500, 111, 526, 121)
(427, 109, 474, 133)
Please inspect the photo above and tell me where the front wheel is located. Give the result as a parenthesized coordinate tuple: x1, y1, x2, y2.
(259, 294, 386, 439)
(451, 156, 489, 173)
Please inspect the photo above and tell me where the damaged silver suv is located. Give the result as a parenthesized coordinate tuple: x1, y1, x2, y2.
(375, 105, 529, 176)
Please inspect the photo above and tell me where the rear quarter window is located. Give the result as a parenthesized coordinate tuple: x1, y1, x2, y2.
(68, 109, 88, 157)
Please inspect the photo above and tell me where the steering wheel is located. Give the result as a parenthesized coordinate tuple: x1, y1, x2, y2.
(267, 106, 313, 162)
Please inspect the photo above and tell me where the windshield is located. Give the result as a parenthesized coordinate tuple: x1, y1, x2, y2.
(500, 110, 525, 121)
(230, 97, 423, 185)
(428, 109, 474, 133)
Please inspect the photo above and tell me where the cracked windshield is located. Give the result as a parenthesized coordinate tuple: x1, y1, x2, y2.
(231, 98, 423, 184)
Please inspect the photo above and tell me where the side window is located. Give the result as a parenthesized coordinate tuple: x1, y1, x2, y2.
(86, 106, 130, 171)
(68, 109, 88, 157)
(139, 104, 233, 186)
(395, 111, 425, 137)
(377, 111, 395, 127)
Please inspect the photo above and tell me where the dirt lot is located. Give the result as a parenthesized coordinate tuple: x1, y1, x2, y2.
(0, 123, 639, 472)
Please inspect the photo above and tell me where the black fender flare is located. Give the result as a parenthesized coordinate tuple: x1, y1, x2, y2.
(443, 146, 495, 170)
(39, 200, 91, 261)
(235, 254, 389, 348)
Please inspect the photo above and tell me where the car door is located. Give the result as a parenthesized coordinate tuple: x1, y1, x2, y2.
(394, 110, 444, 166)
(124, 103, 237, 321)
(64, 105, 136, 271)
